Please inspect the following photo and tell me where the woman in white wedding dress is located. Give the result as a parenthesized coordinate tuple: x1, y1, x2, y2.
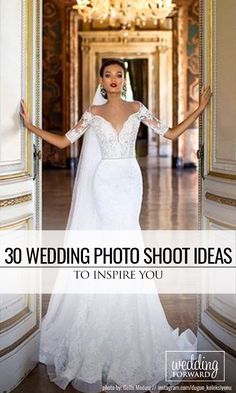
(20, 59, 212, 392)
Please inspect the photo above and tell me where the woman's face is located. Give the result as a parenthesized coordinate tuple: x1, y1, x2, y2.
(100, 64, 125, 95)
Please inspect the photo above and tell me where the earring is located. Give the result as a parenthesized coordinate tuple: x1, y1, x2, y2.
(121, 84, 127, 99)
(100, 85, 107, 99)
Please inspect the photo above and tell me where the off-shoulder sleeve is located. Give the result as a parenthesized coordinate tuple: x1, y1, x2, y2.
(65, 110, 93, 144)
(138, 103, 169, 137)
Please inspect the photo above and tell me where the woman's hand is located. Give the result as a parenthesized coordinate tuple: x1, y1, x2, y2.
(166, 85, 213, 140)
(19, 99, 30, 126)
(18, 99, 70, 149)
(199, 85, 212, 110)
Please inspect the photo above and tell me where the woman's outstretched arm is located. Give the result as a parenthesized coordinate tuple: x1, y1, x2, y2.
(19, 99, 71, 149)
(164, 85, 212, 141)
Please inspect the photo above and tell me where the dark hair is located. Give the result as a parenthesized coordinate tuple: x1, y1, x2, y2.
(99, 58, 126, 77)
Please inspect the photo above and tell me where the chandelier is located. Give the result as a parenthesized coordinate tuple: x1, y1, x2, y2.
(73, 0, 175, 29)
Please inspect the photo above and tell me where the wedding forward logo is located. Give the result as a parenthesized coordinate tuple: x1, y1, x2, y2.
(165, 351, 225, 382)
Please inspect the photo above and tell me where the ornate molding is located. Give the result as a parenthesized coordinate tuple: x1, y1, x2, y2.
(0, 215, 33, 230)
(205, 192, 236, 207)
(0, 307, 30, 332)
(198, 293, 236, 358)
(208, 171, 236, 180)
(199, 322, 236, 358)
(205, 0, 236, 180)
(206, 217, 236, 230)
(0, 293, 40, 357)
(0, 193, 32, 208)
(198, 0, 204, 228)
(78, 30, 172, 50)
(206, 305, 236, 333)
(0, 322, 39, 358)
(77, 29, 172, 114)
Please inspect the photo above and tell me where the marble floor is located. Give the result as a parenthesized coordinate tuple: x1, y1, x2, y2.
(12, 155, 200, 393)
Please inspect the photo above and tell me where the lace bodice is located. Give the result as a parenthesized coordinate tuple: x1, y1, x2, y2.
(65, 102, 169, 160)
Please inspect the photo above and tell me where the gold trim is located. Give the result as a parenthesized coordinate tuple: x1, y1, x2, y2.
(206, 1, 236, 180)
(26, 0, 32, 178)
(0, 215, 33, 230)
(1, 294, 30, 333)
(198, 0, 204, 229)
(206, 217, 236, 230)
(33, 0, 42, 230)
(207, 0, 212, 179)
(0, 325, 39, 358)
(208, 171, 236, 180)
(0, 307, 30, 332)
(198, 294, 236, 357)
(0, 294, 40, 357)
(206, 306, 236, 333)
(205, 192, 236, 207)
(199, 322, 236, 358)
(0, 193, 32, 208)
(0, 171, 31, 181)
(205, 294, 236, 333)
(78, 30, 172, 45)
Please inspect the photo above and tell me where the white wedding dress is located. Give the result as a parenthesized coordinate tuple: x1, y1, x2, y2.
(39, 101, 197, 392)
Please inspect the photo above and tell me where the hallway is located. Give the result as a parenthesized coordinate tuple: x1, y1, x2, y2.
(1, 0, 235, 390)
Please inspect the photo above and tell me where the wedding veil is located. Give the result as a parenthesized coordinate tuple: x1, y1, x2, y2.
(65, 85, 107, 230)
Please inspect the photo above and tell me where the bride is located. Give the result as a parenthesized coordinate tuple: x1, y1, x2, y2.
(20, 58, 212, 392)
